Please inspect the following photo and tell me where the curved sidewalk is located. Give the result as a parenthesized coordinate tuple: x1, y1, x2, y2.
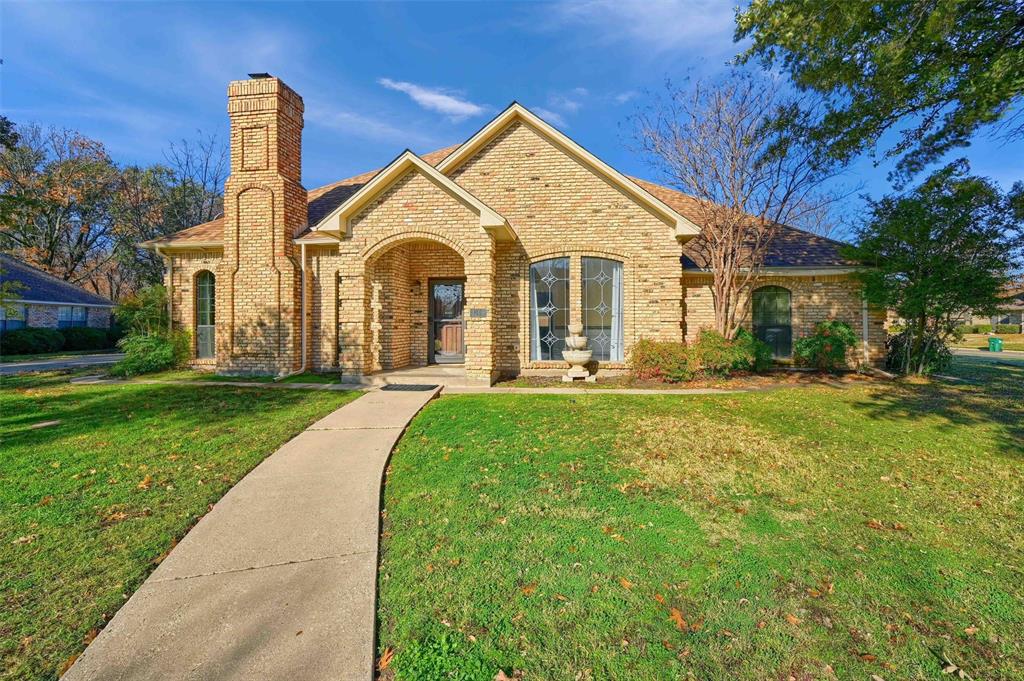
(63, 386, 440, 681)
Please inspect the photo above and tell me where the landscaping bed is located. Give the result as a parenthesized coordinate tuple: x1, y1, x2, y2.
(0, 372, 359, 680)
(499, 369, 879, 391)
(377, 356, 1024, 679)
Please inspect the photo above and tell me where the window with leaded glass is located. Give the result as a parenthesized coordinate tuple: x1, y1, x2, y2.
(530, 258, 569, 360)
(195, 271, 216, 359)
(581, 257, 623, 361)
(752, 286, 792, 359)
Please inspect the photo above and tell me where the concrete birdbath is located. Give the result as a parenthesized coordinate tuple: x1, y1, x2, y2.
(562, 323, 596, 382)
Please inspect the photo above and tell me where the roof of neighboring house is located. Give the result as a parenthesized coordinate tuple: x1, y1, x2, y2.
(0, 254, 114, 306)
(149, 144, 851, 269)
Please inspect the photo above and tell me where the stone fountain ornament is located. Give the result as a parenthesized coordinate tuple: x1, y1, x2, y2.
(562, 323, 596, 382)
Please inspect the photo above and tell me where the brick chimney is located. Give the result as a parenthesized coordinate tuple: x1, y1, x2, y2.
(219, 74, 307, 374)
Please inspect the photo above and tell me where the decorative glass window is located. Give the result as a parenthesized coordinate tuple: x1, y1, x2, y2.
(58, 306, 87, 329)
(752, 286, 792, 359)
(581, 257, 624, 361)
(0, 303, 27, 332)
(195, 271, 216, 359)
(530, 258, 569, 360)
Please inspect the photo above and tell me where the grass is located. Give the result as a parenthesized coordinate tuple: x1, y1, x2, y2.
(377, 355, 1024, 680)
(0, 371, 360, 680)
(139, 369, 345, 384)
(0, 349, 118, 364)
(953, 333, 1024, 352)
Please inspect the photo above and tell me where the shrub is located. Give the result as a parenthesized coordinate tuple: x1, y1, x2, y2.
(107, 321, 125, 347)
(731, 328, 774, 373)
(994, 323, 1020, 334)
(689, 329, 735, 376)
(61, 327, 113, 351)
(885, 330, 952, 374)
(115, 285, 169, 336)
(955, 324, 977, 334)
(793, 320, 859, 372)
(975, 324, 992, 334)
(109, 331, 190, 377)
(0, 327, 65, 356)
(628, 338, 694, 383)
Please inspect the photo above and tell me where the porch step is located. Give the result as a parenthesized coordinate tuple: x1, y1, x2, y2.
(356, 365, 473, 388)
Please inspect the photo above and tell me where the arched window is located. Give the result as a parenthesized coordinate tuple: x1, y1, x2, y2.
(530, 258, 569, 360)
(581, 257, 624, 361)
(752, 285, 791, 359)
(195, 271, 215, 359)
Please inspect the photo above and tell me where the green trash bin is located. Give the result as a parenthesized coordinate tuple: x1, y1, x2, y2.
(989, 336, 1003, 352)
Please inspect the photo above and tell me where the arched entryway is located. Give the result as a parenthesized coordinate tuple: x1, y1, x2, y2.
(365, 238, 466, 372)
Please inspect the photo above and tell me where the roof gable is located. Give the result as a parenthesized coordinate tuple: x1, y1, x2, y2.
(436, 103, 700, 240)
(312, 150, 515, 242)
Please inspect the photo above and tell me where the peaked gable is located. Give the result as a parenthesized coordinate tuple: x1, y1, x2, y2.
(437, 103, 700, 240)
(311, 150, 514, 242)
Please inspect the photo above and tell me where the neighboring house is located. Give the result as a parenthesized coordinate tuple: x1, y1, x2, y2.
(144, 74, 885, 384)
(0, 254, 113, 332)
(969, 282, 1024, 330)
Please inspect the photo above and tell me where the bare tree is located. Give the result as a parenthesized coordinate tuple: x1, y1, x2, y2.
(162, 132, 227, 230)
(632, 71, 844, 338)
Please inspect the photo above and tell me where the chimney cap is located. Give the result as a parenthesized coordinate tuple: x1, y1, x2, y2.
(248, 72, 273, 79)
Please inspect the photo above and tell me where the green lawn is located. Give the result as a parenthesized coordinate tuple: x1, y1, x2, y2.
(0, 372, 359, 680)
(953, 333, 1024, 352)
(140, 369, 346, 384)
(377, 356, 1024, 680)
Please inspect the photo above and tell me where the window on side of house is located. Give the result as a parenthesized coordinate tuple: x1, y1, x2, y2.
(1, 304, 27, 332)
(752, 286, 792, 359)
(195, 271, 216, 359)
(581, 257, 624, 361)
(529, 258, 569, 361)
(58, 306, 87, 329)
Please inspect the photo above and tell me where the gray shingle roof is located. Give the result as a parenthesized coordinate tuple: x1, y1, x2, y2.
(0, 254, 114, 306)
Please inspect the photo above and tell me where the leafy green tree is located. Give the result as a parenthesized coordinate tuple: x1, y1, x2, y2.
(114, 284, 170, 336)
(736, 0, 1024, 179)
(843, 161, 1024, 374)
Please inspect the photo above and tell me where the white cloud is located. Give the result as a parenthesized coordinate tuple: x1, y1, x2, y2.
(614, 90, 639, 105)
(378, 78, 485, 122)
(306, 104, 436, 147)
(531, 107, 568, 128)
(548, 92, 583, 113)
(547, 0, 735, 54)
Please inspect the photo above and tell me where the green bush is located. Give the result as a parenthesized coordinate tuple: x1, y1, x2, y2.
(0, 328, 65, 356)
(61, 327, 113, 351)
(115, 285, 169, 335)
(107, 321, 125, 347)
(628, 338, 694, 383)
(730, 328, 774, 373)
(955, 324, 976, 334)
(994, 323, 1020, 334)
(109, 331, 190, 377)
(629, 330, 774, 383)
(975, 324, 992, 334)
(885, 330, 952, 374)
(793, 320, 859, 372)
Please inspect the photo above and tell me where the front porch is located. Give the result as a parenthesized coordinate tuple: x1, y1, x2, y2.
(359, 364, 473, 388)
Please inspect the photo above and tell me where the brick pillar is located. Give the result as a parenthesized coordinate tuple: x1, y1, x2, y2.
(218, 75, 307, 375)
(464, 246, 497, 385)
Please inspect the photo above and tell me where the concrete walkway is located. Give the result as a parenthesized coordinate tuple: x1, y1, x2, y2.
(63, 386, 440, 681)
(0, 352, 123, 375)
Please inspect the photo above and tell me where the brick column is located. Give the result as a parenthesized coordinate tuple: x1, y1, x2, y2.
(464, 245, 497, 385)
(218, 75, 306, 375)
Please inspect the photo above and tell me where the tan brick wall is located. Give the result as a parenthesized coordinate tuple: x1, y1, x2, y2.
(448, 119, 685, 376)
(681, 273, 887, 366)
(166, 251, 222, 366)
(219, 77, 306, 375)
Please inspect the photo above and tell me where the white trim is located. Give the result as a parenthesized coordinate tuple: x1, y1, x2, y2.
(141, 241, 223, 251)
(312, 150, 515, 242)
(11, 299, 113, 308)
(436, 103, 701, 240)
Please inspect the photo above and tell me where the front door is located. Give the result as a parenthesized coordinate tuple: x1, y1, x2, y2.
(429, 280, 465, 364)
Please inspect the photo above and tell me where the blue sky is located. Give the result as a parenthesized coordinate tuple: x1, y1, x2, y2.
(3, 0, 1022, 236)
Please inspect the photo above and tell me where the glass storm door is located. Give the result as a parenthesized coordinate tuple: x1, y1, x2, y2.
(429, 280, 465, 364)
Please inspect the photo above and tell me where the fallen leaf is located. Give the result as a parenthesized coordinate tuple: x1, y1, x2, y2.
(554, 593, 569, 602)
(521, 582, 537, 596)
(785, 614, 801, 625)
(653, 593, 666, 604)
(13, 534, 38, 545)
(618, 577, 634, 590)
(83, 628, 98, 644)
(137, 475, 153, 490)
(661, 639, 674, 650)
(38, 496, 54, 506)
(757, 620, 766, 629)
(669, 608, 687, 631)
(590, 584, 599, 593)
(964, 626, 978, 635)
(377, 647, 394, 671)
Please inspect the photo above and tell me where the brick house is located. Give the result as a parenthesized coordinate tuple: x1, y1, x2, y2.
(0, 254, 113, 333)
(144, 75, 885, 385)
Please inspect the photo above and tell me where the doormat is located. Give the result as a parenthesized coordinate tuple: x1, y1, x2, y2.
(380, 384, 439, 391)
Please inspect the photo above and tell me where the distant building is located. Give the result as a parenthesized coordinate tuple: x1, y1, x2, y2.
(0, 254, 114, 332)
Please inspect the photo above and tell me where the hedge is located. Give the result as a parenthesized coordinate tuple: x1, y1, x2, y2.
(1, 328, 66, 355)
